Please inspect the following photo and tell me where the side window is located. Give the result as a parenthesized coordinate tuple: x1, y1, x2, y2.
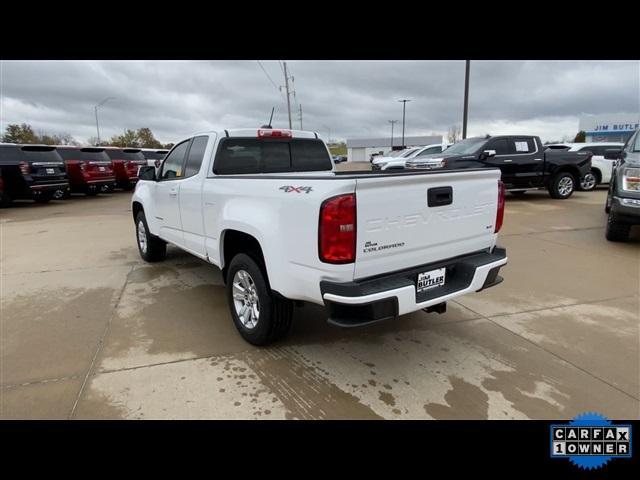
(184, 136, 208, 177)
(627, 132, 639, 153)
(512, 138, 535, 154)
(487, 138, 512, 155)
(160, 141, 190, 180)
(416, 146, 442, 157)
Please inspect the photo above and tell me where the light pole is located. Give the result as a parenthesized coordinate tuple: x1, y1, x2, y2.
(398, 99, 411, 148)
(94, 97, 115, 145)
(462, 60, 470, 139)
(388, 120, 397, 148)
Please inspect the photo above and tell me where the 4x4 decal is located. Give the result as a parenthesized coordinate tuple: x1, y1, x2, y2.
(279, 186, 313, 194)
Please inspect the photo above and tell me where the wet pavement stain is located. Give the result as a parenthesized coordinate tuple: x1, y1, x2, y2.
(424, 376, 490, 419)
(126, 265, 179, 284)
(1, 286, 117, 385)
(378, 391, 396, 407)
(99, 280, 249, 372)
(243, 347, 382, 420)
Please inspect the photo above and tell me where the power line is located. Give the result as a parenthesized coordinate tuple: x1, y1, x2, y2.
(256, 61, 279, 91)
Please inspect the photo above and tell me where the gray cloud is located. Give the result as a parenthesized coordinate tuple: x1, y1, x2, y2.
(1, 60, 638, 144)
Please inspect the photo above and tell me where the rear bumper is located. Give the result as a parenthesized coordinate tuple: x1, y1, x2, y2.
(72, 178, 116, 192)
(320, 247, 507, 327)
(29, 181, 69, 192)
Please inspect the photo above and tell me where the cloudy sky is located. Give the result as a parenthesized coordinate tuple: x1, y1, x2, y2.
(1, 60, 638, 145)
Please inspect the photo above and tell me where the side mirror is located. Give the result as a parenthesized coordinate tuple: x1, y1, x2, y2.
(139, 165, 157, 181)
(483, 149, 497, 158)
(604, 148, 622, 160)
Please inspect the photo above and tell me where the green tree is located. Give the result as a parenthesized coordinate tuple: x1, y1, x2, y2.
(574, 131, 586, 143)
(2, 123, 38, 143)
(137, 128, 163, 148)
(107, 129, 140, 147)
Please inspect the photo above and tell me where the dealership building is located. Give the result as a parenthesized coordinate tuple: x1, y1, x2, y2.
(579, 113, 639, 143)
(346, 135, 442, 162)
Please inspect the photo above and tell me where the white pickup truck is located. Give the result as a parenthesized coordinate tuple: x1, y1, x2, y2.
(132, 128, 508, 345)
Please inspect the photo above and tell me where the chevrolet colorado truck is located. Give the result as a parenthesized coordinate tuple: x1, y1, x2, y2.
(132, 128, 508, 345)
(406, 135, 592, 199)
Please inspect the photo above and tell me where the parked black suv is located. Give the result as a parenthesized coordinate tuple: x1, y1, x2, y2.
(0, 143, 69, 206)
(604, 129, 640, 241)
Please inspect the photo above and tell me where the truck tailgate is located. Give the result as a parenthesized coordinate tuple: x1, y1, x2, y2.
(354, 169, 501, 279)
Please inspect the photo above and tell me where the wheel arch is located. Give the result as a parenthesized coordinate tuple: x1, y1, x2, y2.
(220, 229, 269, 286)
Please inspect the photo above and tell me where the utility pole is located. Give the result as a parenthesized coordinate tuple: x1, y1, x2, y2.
(94, 97, 115, 146)
(298, 104, 303, 130)
(462, 60, 470, 139)
(388, 120, 397, 148)
(322, 124, 331, 144)
(398, 99, 411, 148)
(282, 61, 293, 129)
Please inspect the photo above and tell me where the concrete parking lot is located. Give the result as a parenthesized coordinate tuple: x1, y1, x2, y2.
(1, 177, 639, 419)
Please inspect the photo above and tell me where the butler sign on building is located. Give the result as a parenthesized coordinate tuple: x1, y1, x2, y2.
(579, 113, 640, 143)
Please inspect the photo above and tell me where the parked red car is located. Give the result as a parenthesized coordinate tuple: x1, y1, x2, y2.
(104, 147, 147, 190)
(56, 146, 116, 195)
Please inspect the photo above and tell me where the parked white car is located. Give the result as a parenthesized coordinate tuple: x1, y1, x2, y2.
(132, 128, 507, 345)
(372, 143, 451, 170)
(545, 142, 624, 190)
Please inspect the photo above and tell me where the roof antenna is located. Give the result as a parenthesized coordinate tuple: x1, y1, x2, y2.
(261, 107, 275, 129)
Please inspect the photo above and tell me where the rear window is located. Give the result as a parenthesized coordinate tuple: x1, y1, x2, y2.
(142, 150, 168, 160)
(57, 148, 111, 162)
(213, 138, 332, 175)
(20, 146, 64, 163)
(0, 145, 25, 164)
(104, 149, 146, 161)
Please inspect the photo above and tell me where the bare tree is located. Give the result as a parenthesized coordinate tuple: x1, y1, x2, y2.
(447, 125, 462, 143)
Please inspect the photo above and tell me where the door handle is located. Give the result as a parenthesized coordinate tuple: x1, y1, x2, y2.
(169, 189, 178, 198)
(534, 158, 543, 161)
(503, 159, 513, 163)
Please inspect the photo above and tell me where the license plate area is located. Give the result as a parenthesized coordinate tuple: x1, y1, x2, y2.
(98, 166, 106, 172)
(417, 267, 446, 293)
(46, 168, 55, 174)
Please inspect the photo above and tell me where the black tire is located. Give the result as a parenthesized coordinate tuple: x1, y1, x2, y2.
(34, 192, 53, 203)
(86, 188, 99, 196)
(0, 192, 12, 208)
(605, 212, 630, 242)
(123, 183, 136, 192)
(548, 172, 575, 199)
(605, 193, 612, 213)
(135, 211, 167, 262)
(578, 170, 599, 191)
(226, 253, 293, 346)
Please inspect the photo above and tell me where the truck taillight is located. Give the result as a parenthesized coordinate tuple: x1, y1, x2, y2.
(495, 180, 505, 233)
(319, 193, 356, 264)
(258, 129, 292, 139)
(19, 161, 30, 175)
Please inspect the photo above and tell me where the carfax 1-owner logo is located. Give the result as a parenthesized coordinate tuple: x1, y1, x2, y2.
(550, 412, 632, 470)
